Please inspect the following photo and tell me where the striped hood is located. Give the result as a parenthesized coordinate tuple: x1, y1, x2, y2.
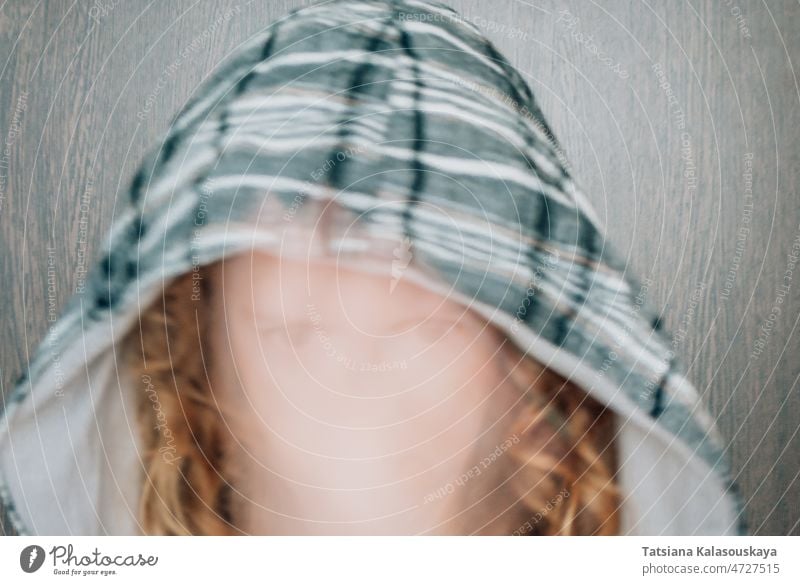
(0, 0, 746, 535)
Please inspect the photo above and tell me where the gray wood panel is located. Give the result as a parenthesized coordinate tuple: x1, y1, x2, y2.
(0, 0, 797, 534)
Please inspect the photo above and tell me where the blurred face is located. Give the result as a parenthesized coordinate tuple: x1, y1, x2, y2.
(208, 251, 534, 535)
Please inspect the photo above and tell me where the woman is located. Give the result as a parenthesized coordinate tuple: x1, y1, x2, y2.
(0, 0, 746, 535)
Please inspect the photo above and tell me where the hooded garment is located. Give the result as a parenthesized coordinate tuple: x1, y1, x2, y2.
(0, 0, 747, 535)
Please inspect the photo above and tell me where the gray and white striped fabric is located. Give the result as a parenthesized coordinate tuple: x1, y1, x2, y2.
(0, 0, 747, 535)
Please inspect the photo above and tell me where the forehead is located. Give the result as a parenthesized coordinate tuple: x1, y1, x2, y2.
(216, 251, 478, 332)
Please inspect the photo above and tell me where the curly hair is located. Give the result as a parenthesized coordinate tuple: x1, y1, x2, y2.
(123, 261, 234, 535)
(122, 260, 621, 535)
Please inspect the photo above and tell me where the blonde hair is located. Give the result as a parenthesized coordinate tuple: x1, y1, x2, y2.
(124, 262, 234, 535)
(123, 261, 621, 535)
(503, 349, 621, 535)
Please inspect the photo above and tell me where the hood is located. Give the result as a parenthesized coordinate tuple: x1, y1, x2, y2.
(0, 0, 746, 535)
